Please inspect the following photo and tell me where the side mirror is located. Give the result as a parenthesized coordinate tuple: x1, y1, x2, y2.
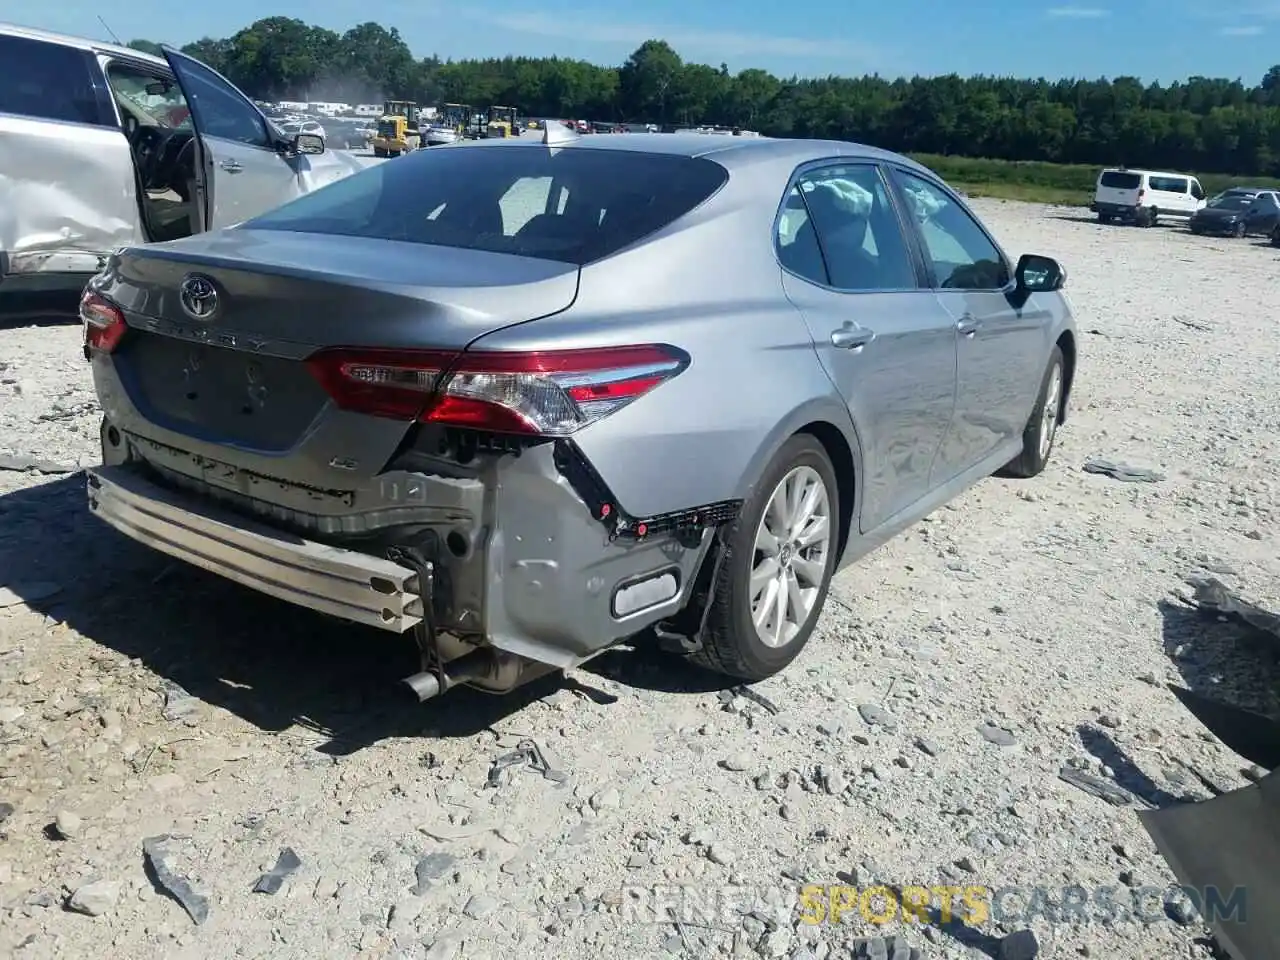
(294, 133, 325, 155)
(1015, 253, 1065, 294)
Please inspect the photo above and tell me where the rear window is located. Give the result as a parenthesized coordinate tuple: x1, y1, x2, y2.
(1208, 192, 1255, 210)
(1148, 176, 1188, 193)
(244, 145, 730, 265)
(1099, 171, 1141, 190)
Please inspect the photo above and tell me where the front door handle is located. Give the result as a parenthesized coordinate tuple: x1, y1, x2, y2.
(956, 315, 982, 336)
(831, 326, 875, 349)
(220, 159, 243, 173)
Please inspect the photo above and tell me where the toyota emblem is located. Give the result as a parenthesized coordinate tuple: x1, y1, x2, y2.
(179, 274, 219, 320)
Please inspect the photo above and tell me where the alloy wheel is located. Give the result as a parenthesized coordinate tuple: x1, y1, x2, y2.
(749, 466, 832, 648)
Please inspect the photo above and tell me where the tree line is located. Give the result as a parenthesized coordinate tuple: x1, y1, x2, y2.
(128, 17, 1280, 177)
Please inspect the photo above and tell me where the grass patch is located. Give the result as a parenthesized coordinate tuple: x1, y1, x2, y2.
(909, 153, 1280, 206)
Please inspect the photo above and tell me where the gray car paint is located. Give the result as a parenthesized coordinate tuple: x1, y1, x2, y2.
(87, 133, 1077, 670)
(0, 22, 371, 294)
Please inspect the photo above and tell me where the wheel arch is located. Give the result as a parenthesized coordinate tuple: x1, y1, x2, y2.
(1056, 329, 1077, 424)
(735, 399, 863, 563)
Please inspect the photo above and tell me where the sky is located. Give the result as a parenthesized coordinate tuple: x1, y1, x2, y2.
(6, 0, 1280, 85)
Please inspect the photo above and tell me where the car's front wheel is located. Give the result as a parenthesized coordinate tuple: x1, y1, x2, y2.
(692, 434, 839, 681)
(1004, 345, 1065, 479)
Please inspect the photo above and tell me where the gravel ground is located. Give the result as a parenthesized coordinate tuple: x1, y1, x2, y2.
(2, 201, 1279, 960)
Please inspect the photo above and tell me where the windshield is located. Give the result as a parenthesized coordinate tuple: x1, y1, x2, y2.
(244, 145, 730, 265)
(1208, 193, 1254, 210)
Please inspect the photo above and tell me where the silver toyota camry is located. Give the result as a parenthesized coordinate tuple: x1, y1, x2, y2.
(81, 125, 1077, 700)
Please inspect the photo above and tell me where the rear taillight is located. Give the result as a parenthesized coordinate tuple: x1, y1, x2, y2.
(306, 344, 687, 436)
(80, 289, 127, 355)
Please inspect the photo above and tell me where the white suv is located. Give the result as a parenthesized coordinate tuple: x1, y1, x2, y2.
(0, 22, 369, 309)
(1091, 168, 1206, 226)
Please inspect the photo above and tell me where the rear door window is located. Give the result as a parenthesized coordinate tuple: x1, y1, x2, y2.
(1099, 171, 1142, 190)
(244, 146, 729, 265)
(0, 34, 111, 127)
(778, 165, 918, 291)
(1148, 176, 1189, 194)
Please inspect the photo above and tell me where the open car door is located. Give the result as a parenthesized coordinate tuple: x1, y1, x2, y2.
(158, 46, 306, 230)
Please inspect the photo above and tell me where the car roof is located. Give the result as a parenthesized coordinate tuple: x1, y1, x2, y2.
(454, 131, 934, 176)
(1101, 168, 1196, 179)
(0, 20, 167, 67)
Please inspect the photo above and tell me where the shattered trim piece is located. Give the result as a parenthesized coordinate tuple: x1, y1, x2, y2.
(142, 835, 210, 925)
(253, 847, 302, 894)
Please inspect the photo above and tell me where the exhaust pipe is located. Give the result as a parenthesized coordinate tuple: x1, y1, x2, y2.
(403, 648, 558, 701)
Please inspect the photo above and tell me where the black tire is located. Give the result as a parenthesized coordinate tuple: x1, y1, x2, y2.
(1271, 228, 1280, 248)
(1097, 213, 1112, 224)
(1148, 207, 1159, 227)
(1233, 220, 1246, 238)
(1004, 345, 1065, 479)
(691, 434, 840, 681)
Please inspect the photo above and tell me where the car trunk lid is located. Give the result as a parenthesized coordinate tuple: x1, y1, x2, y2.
(99, 230, 578, 463)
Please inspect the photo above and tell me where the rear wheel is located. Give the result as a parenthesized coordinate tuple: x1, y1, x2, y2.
(692, 435, 839, 681)
(1097, 212, 1112, 224)
(1004, 345, 1064, 479)
(1271, 227, 1280, 248)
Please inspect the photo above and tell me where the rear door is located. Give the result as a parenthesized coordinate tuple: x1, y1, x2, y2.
(0, 33, 142, 276)
(1095, 170, 1142, 206)
(160, 47, 301, 229)
(777, 161, 957, 534)
(1246, 191, 1280, 234)
(889, 166, 1049, 481)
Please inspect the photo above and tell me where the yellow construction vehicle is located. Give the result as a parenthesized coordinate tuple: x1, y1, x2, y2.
(441, 103, 470, 136)
(371, 100, 422, 157)
(484, 106, 521, 139)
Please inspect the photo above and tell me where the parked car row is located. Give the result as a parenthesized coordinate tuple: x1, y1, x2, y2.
(1090, 167, 1280, 246)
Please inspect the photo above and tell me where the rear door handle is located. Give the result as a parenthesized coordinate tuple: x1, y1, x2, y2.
(956, 315, 982, 336)
(831, 326, 875, 349)
(220, 159, 243, 173)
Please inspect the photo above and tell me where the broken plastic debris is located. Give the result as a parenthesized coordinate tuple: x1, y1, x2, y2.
(253, 847, 302, 894)
(142, 835, 210, 925)
(1058, 766, 1132, 806)
(1183, 576, 1280, 641)
(1082, 458, 1165, 482)
(485, 738, 567, 787)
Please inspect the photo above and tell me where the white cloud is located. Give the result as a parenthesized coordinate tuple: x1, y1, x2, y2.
(1045, 6, 1110, 17)
(1218, 23, 1264, 33)
(466, 10, 881, 62)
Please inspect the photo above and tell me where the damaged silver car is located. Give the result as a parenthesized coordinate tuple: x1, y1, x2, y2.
(0, 22, 368, 303)
(81, 126, 1077, 700)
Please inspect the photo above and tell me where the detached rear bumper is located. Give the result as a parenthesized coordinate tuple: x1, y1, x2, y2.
(85, 465, 425, 633)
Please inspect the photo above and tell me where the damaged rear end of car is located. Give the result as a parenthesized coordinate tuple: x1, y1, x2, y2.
(82, 140, 735, 699)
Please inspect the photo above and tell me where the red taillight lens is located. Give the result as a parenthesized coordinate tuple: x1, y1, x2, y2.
(80, 289, 127, 354)
(305, 348, 455, 420)
(307, 344, 687, 436)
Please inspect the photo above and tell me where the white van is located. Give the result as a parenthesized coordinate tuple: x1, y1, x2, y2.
(1091, 168, 1206, 226)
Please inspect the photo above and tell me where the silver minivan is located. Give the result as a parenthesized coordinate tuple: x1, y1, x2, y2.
(0, 22, 372, 302)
